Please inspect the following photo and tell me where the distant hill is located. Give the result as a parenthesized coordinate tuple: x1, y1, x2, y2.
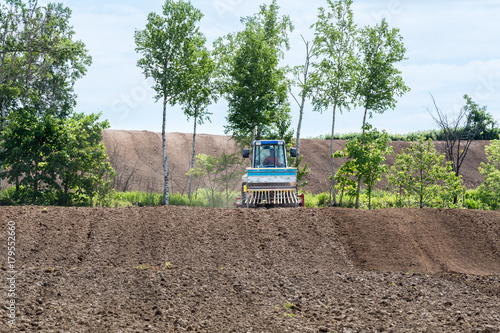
(102, 130, 489, 194)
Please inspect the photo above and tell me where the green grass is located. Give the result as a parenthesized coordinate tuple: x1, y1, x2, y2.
(301, 188, 487, 210)
(1, 185, 494, 210)
(111, 188, 239, 208)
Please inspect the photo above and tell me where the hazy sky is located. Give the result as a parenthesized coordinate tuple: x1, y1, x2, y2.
(52, 0, 500, 137)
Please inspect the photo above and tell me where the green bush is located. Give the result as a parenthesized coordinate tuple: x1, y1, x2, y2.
(114, 191, 164, 206)
(0, 187, 16, 206)
(315, 192, 331, 207)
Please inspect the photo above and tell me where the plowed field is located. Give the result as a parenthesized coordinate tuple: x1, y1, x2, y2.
(1, 206, 499, 332)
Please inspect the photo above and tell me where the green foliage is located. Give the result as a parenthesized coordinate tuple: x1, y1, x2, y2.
(0, 1, 91, 122)
(462, 188, 491, 210)
(311, 0, 357, 115)
(0, 1, 108, 206)
(0, 185, 91, 206)
(333, 155, 357, 206)
(188, 152, 243, 208)
(312, 129, 440, 141)
(356, 19, 410, 126)
(335, 124, 393, 209)
(388, 136, 463, 208)
(462, 95, 497, 140)
(477, 140, 500, 210)
(111, 189, 239, 208)
(289, 154, 310, 188)
(114, 191, 175, 207)
(214, 0, 293, 144)
(303, 191, 319, 208)
(311, 127, 500, 141)
(303, 188, 477, 210)
(315, 192, 330, 207)
(0, 109, 114, 206)
(0, 186, 16, 205)
(182, 45, 217, 125)
(134, 0, 204, 106)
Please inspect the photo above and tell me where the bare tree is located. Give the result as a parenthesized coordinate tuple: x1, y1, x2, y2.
(107, 142, 143, 192)
(428, 93, 495, 178)
(290, 35, 315, 156)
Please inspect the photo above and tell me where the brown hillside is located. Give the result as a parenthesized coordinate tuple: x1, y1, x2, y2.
(103, 130, 489, 194)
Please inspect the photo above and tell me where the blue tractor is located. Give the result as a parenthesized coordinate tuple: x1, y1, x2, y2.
(237, 140, 303, 208)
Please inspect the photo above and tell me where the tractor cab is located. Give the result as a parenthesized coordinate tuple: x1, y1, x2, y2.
(242, 140, 296, 168)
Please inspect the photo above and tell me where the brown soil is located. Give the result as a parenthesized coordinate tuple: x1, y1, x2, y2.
(1, 206, 499, 332)
(102, 130, 490, 194)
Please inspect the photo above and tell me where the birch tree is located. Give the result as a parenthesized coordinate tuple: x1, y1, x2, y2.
(135, 0, 205, 205)
(310, 0, 357, 206)
(354, 18, 409, 207)
(183, 48, 217, 200)
(356, 18, 410, 131)
(290, 35, 315, 156)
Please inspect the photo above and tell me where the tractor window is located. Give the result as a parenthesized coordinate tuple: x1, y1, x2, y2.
(254, 144, 286, 168)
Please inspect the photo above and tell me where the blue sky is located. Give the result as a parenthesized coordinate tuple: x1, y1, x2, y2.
(51, 0, 500, 137)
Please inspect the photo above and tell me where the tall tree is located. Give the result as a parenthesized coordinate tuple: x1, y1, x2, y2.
(290, 35, 315, 156)
(135, 0, 205, 205)
(354, 18, 409, 206)
(183, 47, 217, 200)
(0, 1, 90, 118)
(214, 0, 293, 145)
(356, 18, 409, 131)
(311, 0, 358, 206)
(0, 0, 91, 189)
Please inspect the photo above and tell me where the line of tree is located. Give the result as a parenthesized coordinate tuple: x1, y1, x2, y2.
(291, 0, 409, 207)
(133, 0, 411, 206)
(311, 127, 500, 142)
(333, 132, 464, 210)
(331, 92, 497, 210)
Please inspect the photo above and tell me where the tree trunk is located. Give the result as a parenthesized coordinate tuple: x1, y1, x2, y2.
(355, 107, 369, 209)
(0, 102, 5, 191)
(330, 104, 337, 206)
(162, 96, 169, 206)
(296, 91, 306, 156)
(188, 112, 198, 201)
